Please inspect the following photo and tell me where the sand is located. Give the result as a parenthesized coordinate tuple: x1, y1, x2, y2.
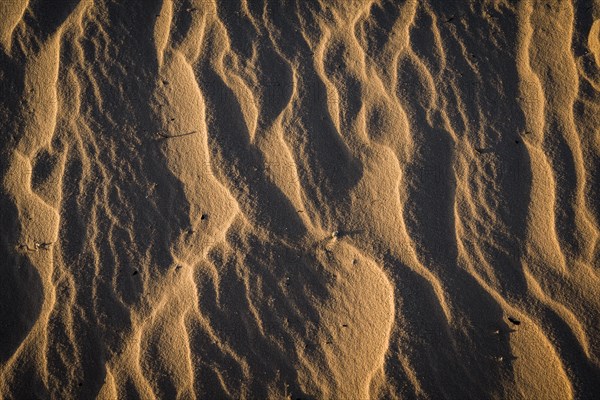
(1, 0, 599, 399)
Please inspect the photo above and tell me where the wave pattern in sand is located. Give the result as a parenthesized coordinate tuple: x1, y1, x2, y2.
(1, 0, 599, 398)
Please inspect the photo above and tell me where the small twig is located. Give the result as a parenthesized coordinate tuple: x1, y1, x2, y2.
(36, 242, 53, 250)
(17, 241, 53, 252)
(156, 130, 198, 139)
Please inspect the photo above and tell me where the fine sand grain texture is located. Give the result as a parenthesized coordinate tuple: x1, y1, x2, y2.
(1, 0, 600, 399)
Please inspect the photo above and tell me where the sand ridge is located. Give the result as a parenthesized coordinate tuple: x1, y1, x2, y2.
(1, 0, 599, 399)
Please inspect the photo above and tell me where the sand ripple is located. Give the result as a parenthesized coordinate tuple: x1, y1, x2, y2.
(1, 1, 599, 398)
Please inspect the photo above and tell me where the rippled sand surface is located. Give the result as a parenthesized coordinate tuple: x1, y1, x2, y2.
(1, 1, 599, 399)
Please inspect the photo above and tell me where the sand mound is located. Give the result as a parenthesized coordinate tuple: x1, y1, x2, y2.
(1, 1, 599, 398)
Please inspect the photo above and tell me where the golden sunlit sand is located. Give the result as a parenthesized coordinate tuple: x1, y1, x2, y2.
(1, 0, 599, 399)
